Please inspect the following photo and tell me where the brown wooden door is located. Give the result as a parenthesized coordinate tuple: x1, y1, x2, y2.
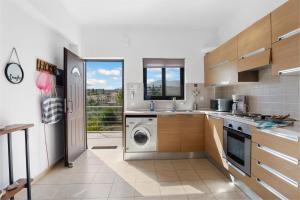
(64, 48, 86, 167)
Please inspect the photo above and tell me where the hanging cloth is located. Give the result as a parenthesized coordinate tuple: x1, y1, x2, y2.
(41, 97, 64, 124)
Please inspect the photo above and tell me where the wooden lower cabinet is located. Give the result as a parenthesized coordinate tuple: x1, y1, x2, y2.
(180, 115, 204, 152)
(252, 158, 299, 200)
(204, 115, 227, 169)
(157, 115, 181, 152)
(248, 175, 281, 200)
(157, 114, 204, 152)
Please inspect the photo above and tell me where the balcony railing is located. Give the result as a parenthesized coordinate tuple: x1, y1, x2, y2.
(86, 106, 123, 132)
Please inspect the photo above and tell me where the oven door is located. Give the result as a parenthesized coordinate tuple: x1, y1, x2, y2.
(224, 127, 251, 176)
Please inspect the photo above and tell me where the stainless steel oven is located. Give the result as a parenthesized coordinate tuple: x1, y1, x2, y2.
(224, 119, 252, 176)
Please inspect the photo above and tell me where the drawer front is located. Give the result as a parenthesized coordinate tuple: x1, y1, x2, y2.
(252, 158, 299, 200)
(252, 142, 300, 182)
(252, 128, 300, 160)
(249, 175, 280, 200)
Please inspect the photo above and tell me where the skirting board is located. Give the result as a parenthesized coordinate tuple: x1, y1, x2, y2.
(32, 157, 63, 184)
(124, 152, 206, 160)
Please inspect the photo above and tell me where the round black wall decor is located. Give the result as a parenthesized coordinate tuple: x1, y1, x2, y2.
(5, 62, 24, 84)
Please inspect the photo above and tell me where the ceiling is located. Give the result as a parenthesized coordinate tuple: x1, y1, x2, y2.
(59, 0, 286, 27)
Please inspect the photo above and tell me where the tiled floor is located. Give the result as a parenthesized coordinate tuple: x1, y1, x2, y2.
(16, 134, 249, 200)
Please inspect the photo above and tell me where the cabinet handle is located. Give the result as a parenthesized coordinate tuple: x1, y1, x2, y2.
(256, 178, 288, 200)
(209, 60, 230, 69)
(256, 144, 298, 165)
(256, 161, 298, 188)
(258, 129, 299, 142)
(227, 161, 246, 177)
(277, 27, 300, 42)
(208, 115, 222, 120)
(240, 48, 266, 60)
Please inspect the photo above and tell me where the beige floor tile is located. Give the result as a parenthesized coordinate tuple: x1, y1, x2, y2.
(196, 169, 227, 181)
(181, 181, 211, 195)
(109, 181, 136, 198)
(15, 184, 63, 200)
(176, 170, 201, 181)
(156, 170, 180, 182)
(134, 182, 161, 197)
(154, 160, 175, 171)
(54, 183, 112, 199)
(65, 173, 95, 184)
(172, 160, 193, 170)
(135, 197, 161, 200)
(203, 180, 238, 194)
(93, 172, 117, 183)
(159, 182, 185, 196)
(188, 193, 216, 200)
(135, 171, 158, 182)
(161, 195, 188, 200)
(109, 198, 134, 200)
(214, 191, 250, 200)
(189, 159, 215, 170)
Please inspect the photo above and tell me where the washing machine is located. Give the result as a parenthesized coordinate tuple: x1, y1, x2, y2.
(125, 116, 157, 152)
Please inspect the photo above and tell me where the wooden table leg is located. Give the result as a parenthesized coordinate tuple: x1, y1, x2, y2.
(24, 129, 31, 200)
(7, 133, 14, 200)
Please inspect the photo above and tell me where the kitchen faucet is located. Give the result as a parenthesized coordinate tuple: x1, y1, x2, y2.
(172, 97, 177, 112)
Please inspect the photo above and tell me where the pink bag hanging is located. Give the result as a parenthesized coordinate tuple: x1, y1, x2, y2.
(36, 72, 53, 95)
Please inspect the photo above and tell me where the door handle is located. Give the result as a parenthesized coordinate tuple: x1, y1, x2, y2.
(67, 100, 73, 113)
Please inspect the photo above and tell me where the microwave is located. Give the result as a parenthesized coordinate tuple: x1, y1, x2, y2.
(210, 99, 233, 112)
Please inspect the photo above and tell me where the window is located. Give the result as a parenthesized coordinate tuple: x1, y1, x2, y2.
(143, 58, 185, 100)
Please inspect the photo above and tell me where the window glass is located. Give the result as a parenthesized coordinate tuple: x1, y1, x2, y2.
(146, 68, 162, 97)
(166, 68, 181, 96)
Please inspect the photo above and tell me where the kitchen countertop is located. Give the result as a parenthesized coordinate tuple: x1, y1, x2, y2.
(125, 109, 300, 139)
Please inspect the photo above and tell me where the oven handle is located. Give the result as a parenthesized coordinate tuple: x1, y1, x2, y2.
(224, 126, 251, 139)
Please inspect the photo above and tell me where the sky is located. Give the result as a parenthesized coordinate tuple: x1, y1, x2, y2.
(86, 61, 122, 89)
(147, 68, 180, 85)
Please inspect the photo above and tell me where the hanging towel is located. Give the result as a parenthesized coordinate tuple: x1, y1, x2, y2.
(42, 97, 64, 124)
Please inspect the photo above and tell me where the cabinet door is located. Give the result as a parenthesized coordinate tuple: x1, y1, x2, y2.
(271, 0, 300, 43)
(180, 115, 204, 152)
(238, 15, 271, 58)
(157, 115, 181, 152)
(272, 24, 300, 75)
(218, 37, 238, 63)
(205, 115, 227, 168)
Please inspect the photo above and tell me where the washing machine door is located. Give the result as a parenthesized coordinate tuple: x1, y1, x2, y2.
(131, 126, 151, 147)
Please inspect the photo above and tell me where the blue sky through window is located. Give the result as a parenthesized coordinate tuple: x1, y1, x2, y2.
(86, 61, 123, 89)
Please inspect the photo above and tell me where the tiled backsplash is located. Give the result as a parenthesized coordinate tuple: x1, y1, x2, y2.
(126, 83, 215, 111)
(215, 68, 300, 120)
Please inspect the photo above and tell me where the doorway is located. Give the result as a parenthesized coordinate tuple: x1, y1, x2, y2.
(85, 60, 124, 149)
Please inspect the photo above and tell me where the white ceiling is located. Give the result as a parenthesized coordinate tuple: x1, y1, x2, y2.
(59, 0, 286, 27)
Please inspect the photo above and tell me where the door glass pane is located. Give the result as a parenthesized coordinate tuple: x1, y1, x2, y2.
(146, 68, 162, 96)
(228, 134, 245, 165)
(134, 131, 148, 145)
(166, 68, 181, 96)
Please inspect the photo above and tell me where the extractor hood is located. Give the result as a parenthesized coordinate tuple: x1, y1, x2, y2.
(278, 67, 300, 76)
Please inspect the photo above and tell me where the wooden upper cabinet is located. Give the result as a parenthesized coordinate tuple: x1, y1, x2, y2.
(271, 0, 300, 43)
(271, 0, 300, 75)
(206, 37, 238, 68)
(238, 15, 271, 58)
(237, 15, 271, 72)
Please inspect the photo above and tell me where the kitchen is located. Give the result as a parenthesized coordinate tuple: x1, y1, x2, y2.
(0, 0, 299, 200)
(124, 0, 300, 199)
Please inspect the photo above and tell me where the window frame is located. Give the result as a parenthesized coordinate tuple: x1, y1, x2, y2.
(143, 67, 185, 100)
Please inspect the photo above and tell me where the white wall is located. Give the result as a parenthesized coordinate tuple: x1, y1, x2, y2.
(217, 0, 287, 44)
(0, 0, 78, 188)
(81, 26, 220, 108)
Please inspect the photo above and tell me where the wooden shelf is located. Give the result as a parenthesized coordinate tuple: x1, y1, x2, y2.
(1, 178, 33, 200)
(0, 124, 34, 136)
